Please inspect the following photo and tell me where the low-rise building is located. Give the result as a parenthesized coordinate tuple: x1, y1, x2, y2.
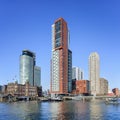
(6, 81, 42, 97)
(75, 80, 90, 95)
(2, 85, 7, 94)
(112, 88, 119, 96)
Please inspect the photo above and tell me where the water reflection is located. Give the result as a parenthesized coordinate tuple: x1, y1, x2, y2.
(89, 99, 120, 120)
(11, 101, 40, 120)
(49, 101, 91, 120)
(0, 100, 120, 120)
(89, 100, 104, 120)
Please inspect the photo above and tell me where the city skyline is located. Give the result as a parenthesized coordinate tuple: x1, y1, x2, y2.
(0, 0, 120, 90)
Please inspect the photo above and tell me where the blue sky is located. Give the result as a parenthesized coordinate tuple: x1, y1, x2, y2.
(0, 0, 120, 90)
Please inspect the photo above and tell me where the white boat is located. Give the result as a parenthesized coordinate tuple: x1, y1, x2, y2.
(50, 96, 63, 101)
(105, 97, 119, 105)
(72, 95, 82, 100)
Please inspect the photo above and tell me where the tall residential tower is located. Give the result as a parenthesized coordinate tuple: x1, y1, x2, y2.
(51, 18, 72, 94)
(89, 52, 100, 95)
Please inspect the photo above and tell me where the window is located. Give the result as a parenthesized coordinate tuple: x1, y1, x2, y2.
(55, 21, 61, 32)
(55, 32, 61, 39)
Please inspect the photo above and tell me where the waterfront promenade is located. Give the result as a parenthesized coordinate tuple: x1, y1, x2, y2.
(0, 93, 119, 102)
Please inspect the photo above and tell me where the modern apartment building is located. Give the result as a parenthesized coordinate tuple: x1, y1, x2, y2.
(89, 52, 100, 95)
(51, 18, 72, 94)
(72, 67, 84, 80)
(20, 50, 41, 86)
(100, 78, 108, 95)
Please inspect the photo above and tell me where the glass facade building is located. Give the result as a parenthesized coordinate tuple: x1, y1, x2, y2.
(68, 50, 72, 93)
(34, 66, 41, 87)
(20, 50, 41, 87)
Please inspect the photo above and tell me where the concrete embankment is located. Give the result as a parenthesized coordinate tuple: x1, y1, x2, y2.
(63, 95, 119, 101)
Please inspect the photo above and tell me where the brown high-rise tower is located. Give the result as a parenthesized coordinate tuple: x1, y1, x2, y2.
(51, 18, 72, 94)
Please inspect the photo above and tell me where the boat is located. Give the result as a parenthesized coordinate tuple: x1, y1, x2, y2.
(50, 96, 63, 102)
(72, 95, 82, 100)
(105, 97, 119, 105)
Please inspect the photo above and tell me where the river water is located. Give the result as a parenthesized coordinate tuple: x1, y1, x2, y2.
(0, 100, 120, 120)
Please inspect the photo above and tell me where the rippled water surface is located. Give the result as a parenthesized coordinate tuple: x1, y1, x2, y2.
(0, 100, 120, 120)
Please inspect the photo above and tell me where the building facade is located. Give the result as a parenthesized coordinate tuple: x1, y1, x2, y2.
(112, 88, 119, 96)
(0, 85, 2, 93)
(89, 52, 100, 95)
(20, 50, 41, 86)
(6, 82, 42, 97)
(68, 50, 72, 93)
(100, 78, 108, 95)
(72, 67, 84, 80)
(75, 80, 90, 95)
(34, 66, 41, 87)
(51, 18, 72, 94)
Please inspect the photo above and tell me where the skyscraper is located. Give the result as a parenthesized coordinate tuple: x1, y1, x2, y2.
(20, 50, 41, 86)
(51, 18, 72, 94)
(89, 52, 100, 95)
